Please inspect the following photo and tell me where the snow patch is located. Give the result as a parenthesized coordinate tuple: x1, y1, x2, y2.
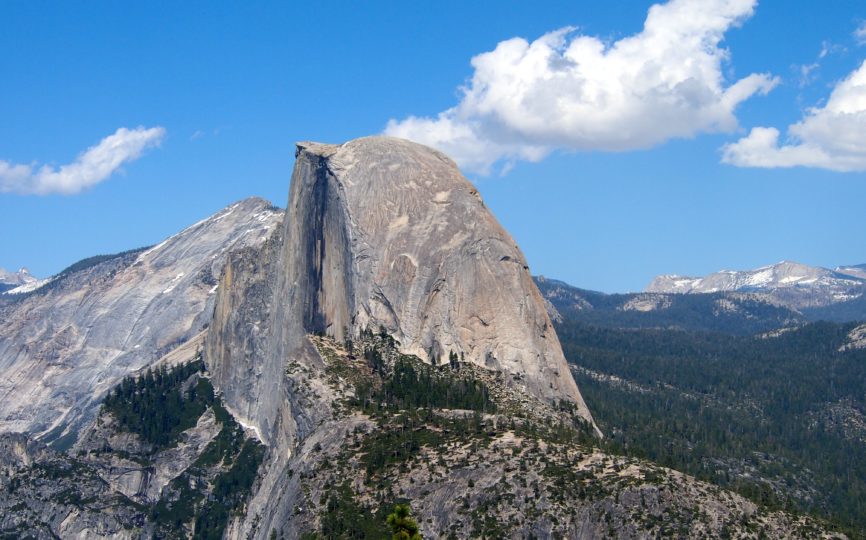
(3, 276, 55, 295)
(162, 272, 186, 294)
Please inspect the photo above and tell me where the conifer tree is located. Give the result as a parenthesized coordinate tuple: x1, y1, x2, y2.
(386, 504, 422, 540)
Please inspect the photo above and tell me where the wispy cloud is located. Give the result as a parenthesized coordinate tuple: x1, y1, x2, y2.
(723, 60, 866, 171)
(0, 126, 165, 195)
(855, 21, 866, 45)
(385, 0, 776, 174)
(797, 62, 820, 88)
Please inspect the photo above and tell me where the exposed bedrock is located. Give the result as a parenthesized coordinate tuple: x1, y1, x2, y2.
(0, 197, 282, 445)
(205, 136, 595, 449)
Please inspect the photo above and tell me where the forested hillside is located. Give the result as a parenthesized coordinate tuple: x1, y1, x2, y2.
(555, 317, 866, 537)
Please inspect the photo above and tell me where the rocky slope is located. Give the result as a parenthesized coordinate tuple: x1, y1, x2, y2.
(0, 361, 263, 539)
(2, 336, 845, 539)
(841, 323, 866, 351)
(646, 261, 865, 309)
(243, 334, 845, 539)
(0, 432, 146, 539)
(204, 135, 597, 536)
(0, 197, 281, 444)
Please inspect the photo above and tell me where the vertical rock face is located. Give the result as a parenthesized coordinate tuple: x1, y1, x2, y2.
(206, 136, 594, 445)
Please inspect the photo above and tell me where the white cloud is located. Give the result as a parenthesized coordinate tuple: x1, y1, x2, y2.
(722, 60, 866, 172)
(855, 21, 866, 45)
(0, 126, 166, 195)
(385, 0, 777, 174)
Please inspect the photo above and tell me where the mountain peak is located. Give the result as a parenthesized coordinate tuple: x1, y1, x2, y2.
(0, 266, 38, 287)
(206, 135, 596, 445)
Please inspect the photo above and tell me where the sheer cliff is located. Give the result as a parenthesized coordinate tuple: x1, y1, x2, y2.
(205, 137, 593, 445)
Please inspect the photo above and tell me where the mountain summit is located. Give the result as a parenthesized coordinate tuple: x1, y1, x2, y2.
(207, 136, 594, 442)
(0, 197, 282, 440)
(0, 267, 37, 293)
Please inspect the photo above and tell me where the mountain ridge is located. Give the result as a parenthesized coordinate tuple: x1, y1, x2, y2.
(0, 197, 282, 444)
(646, 260, 866, 310)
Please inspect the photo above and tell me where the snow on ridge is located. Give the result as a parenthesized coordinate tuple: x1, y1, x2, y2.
(3, 276, 55, 296)
(137, 198, 280, 263)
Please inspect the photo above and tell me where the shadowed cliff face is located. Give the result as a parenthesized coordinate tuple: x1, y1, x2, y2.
(206, 136, 595, 447)
(296, 137, 591, 415)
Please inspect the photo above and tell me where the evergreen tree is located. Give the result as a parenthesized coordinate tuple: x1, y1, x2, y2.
(387, 504, 422, 540)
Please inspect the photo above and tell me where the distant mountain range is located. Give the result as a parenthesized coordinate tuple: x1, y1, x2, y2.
(536, 263, 866, 336)
(0, 267, 37, 293)
(646, 260, 866, 310)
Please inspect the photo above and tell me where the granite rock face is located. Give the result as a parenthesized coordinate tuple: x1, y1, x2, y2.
(296, 137, 589, 409)
(0, 432, 146, 538)
(0, 197, 282, 444)
(206, 137, 594, 441)
(203, 136, 597, 537)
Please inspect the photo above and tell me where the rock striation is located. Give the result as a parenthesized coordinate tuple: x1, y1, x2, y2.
(0, 197, 281, 444)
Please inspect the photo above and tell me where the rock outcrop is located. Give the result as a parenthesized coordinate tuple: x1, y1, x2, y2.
(203, 136, 598, 537)
(206, 137, 593, 444)
(0, 198, 282, 444)
(0, 136, 850, 539)
(0, 432, 146, 538)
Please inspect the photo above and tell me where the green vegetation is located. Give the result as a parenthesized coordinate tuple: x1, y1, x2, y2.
(387, 504, 422, 540)
(191, 437, 266, 539)
(151, 393, 265, 539)
(55, 247, 151, 277)
(353, 354, 496, 415)
(315, 482, 393, 539)
(103, 360, 212, 450)
(102, 360, 264, 539)
(555, 318, 866, 536)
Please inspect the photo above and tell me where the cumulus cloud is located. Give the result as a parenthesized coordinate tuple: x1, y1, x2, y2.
(722, 60, 866, 171)
(385, 0, 777, 174)
(0, 126, 165, 195)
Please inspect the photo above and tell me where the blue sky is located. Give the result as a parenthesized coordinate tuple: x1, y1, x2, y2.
(2, 0, 865, 292)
